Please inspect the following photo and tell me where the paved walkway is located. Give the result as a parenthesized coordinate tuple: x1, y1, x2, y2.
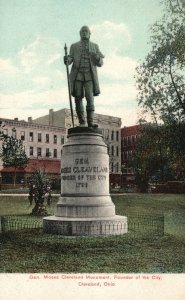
(0, 193, 60, 196)
(0, 193, 139, 196)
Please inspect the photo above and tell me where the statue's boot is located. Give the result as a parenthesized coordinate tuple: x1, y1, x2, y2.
(87, 110, 98, 128)
(77, 111, 85, 127)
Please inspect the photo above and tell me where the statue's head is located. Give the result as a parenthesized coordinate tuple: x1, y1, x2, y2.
(80, 26, 91, 40)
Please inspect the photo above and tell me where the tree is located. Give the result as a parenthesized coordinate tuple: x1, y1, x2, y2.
(132, 120, 185, 191)
(136, 0, 185, 123)
(135, 0, 185, 186)
(0, 121, 5, 140)
(132, 123, 174, 191)
(164, 120, 185, 178)
(0, 133, 28, 186)
(28, 170, 52, 216)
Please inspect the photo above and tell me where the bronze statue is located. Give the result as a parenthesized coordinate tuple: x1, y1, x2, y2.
(64, 26, 104, 128)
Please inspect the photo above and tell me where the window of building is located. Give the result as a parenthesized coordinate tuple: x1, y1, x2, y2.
(105, 129, 109, 140)
(3, 129, 8, 136)
(116, 146, 119, 156)
(132, 135, 135, 144)
(37, 147, 42, 157)
(128, 136, 131, 145)
(116, 131, 119, 141)
(111, 145, 114, 156)
(123, 137, 127, 146)
(29, 132, 34, 142)
(61, 136, 64, 144)
(61, 149, 63, 157)
(46, 148, 50, 157)
(38, 133, 42, 142)
(116, 162, 119, 173)
(53, 149, 57, 158)
(111, 162, 114, 173)
(20, 131, 25, 141)
(53, 135, 57, 144)
(128, 150, 133, 159)
(46, 134, 49, 143)
(29, 147, 34, 156)
(124, 151, 128, 160)
(136, 134, 140, 142)
(12, 129, 16, 139)
(111, 131, 114, 141)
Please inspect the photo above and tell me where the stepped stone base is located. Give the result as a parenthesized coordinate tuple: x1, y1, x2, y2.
(56, 195, 116, 218)
(43, 215, 127, 236)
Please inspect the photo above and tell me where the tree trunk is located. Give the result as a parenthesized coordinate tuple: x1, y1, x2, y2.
(13, 167, 17, 187)
(31, 203, 48, 216)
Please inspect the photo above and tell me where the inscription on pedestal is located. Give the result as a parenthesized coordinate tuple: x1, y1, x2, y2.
(61, 157, 108, 193)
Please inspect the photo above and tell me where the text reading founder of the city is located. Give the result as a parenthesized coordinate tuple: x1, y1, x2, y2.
(64, 26, 104, 128)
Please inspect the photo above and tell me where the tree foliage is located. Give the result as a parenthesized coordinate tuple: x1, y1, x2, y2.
(28, 170, 52, 216)
(136, 0, 185, 122)
(133, 123, 171, 191)
(133, 120, 185, 191)
(0, 133, 28, 185)
(0, 121, 6, 140)
(134, 0, 185, 188)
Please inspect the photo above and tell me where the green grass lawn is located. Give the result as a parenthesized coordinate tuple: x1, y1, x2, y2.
(0, 194, 185, 273)
(0, 194, 58, 216)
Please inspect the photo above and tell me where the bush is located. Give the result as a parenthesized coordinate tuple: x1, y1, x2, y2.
(28, 170, 52, 216)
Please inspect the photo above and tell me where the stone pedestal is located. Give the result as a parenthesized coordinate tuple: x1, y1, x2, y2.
(43, 127, 127, 236)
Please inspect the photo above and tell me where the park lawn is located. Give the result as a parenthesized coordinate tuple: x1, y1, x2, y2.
(0, 193, 185, 273)
(113, 194, 185, 238)
(0, 194, 59, 216)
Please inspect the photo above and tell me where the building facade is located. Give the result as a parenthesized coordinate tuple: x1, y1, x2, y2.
(34, 108, 122, 175)
(121, 125, 141, 184)
(0, 117, 66, 185)
(0, 117, 66, 163)
(0, 109, 122, 186)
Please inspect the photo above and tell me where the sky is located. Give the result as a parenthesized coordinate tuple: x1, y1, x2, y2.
(0, 0, 164, 126)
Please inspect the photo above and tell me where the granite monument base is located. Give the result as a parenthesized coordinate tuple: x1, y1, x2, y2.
(43, 216, 127, 236)
(43, 127, 127, 236)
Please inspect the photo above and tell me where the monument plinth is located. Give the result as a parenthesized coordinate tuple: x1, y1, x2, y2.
(43, 127, 127, 236)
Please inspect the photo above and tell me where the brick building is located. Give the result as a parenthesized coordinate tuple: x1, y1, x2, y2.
(0, 109, 122, 187)
(121, 125, 141, 185)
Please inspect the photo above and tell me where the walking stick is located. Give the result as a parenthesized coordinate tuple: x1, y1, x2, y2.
(64, 44, 74, 128)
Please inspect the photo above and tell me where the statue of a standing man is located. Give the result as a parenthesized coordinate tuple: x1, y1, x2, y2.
(64, 26, 104, 128)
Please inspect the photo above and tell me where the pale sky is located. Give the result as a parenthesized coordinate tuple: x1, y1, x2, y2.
(0, 0, 164, 126)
